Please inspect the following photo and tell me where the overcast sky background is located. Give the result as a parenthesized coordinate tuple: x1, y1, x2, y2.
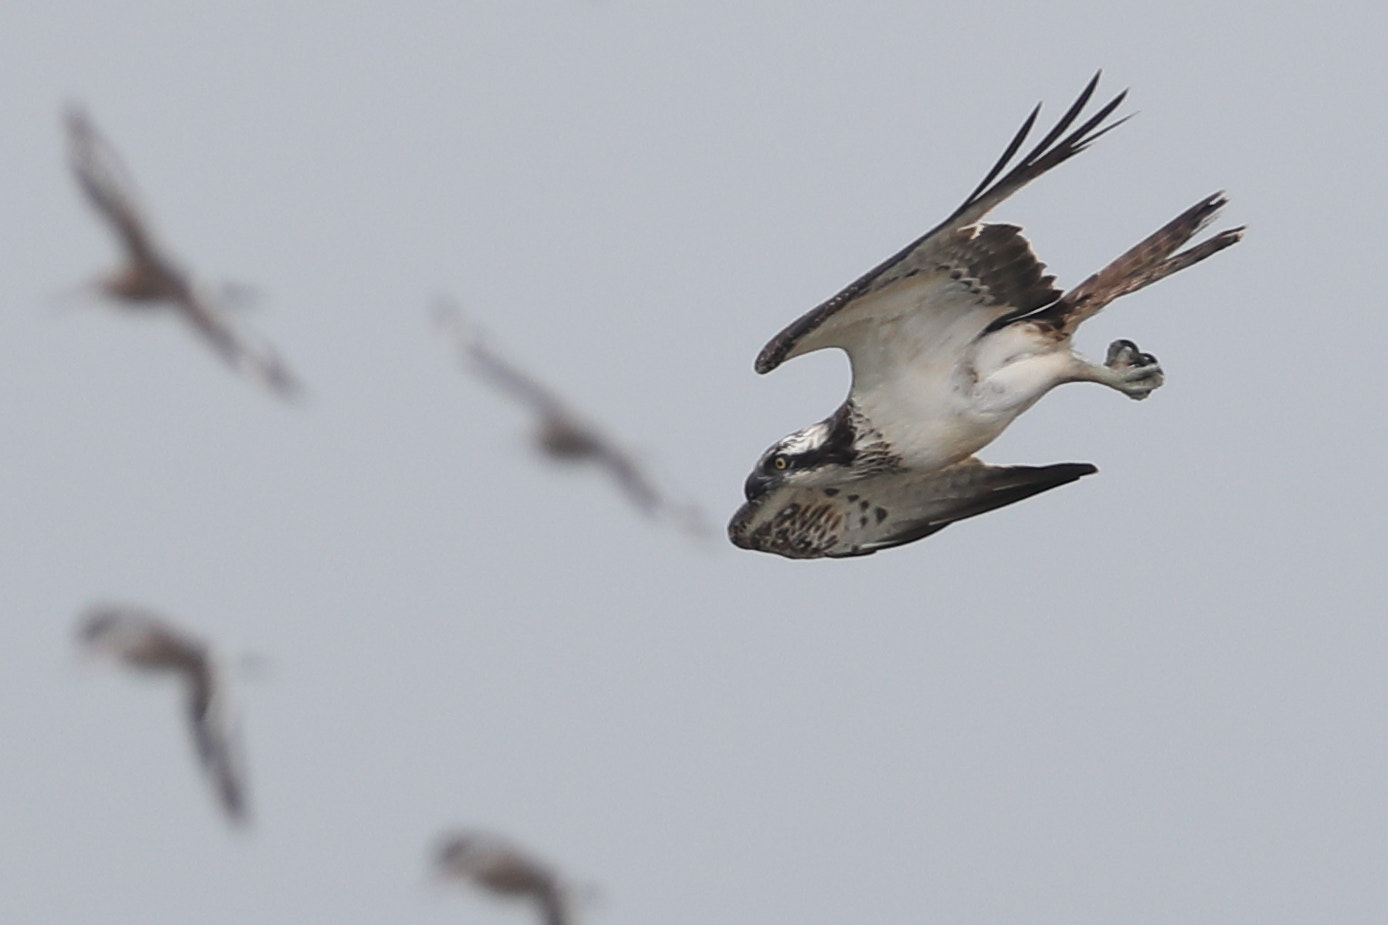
(1, 2, 1384, 923)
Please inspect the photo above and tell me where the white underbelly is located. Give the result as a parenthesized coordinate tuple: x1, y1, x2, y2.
(888, 410, 1012, 470)
(853, 351, 1071, 471)
(846, 318, 1070, 472)
(853, 368, 1014, 471)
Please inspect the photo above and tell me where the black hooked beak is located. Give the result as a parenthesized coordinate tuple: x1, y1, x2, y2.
(743, 470, 775, 502)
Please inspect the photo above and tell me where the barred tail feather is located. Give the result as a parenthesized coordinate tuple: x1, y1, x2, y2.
(1042, 192, 1244, 335)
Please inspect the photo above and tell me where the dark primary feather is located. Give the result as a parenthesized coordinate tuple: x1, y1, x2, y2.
(183, 665, 249, 824)
(188, 702, 249, 823)
(946, 72, 1128, 230)
(754, 72, 1128, 375)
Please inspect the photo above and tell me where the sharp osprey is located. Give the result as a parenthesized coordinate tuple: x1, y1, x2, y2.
(730, 75, 1242, 559)
(77, 605, 251, 825)
(64, 106, 302, 399)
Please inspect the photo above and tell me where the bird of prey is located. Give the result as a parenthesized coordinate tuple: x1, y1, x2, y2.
(433, 830, 571, 925)
(435, 301, 710, 536)
(77, 605, 250, 825)
(64, 106, 302, 399)
(729, 75, 1242, 558)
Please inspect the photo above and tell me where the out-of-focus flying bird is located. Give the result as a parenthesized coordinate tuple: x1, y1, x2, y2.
(433, 830, 571, 925)
(64, 106, 302, 399)
(77, 605, 250, 825)
(435, 301, 709, 536)
(730, 74, 1242, 558)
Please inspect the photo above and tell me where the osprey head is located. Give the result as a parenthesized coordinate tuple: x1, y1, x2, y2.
(742, 411, 857, 502)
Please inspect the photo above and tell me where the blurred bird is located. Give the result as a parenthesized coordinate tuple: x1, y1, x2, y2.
(433, 830, 571, 925)
(63, 106, 302, 399)
(77, 604, 250, 825)
(434, 300, 709, 536)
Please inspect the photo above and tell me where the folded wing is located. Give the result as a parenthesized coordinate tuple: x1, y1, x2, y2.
(729, 458, 1097, 558)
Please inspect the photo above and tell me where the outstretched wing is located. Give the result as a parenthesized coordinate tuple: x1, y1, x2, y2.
(184, 667, 251, 825)
(175, 293, 303, 399)
(754, 73, 1128, 377)
(728, 458, 1097, 559)
(434, 301, 573, 421)
(65, 106, 162, 265)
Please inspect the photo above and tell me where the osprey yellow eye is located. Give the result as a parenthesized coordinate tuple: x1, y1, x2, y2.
(772, 455, 789, 470)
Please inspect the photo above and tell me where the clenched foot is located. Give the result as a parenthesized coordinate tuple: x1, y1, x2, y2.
(1104, 338, 1163, 400)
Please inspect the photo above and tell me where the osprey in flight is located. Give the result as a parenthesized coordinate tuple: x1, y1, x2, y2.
(64, 106, 302, 399)
(729, 75, 1242, 558)
(78, 605, 251, 825)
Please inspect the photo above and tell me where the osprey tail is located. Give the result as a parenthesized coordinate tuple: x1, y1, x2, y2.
(1036, 192, 1243, 337)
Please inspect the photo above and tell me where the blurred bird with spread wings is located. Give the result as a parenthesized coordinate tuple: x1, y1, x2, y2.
(436, 301, 709, 536)
(78, 605, 250, 826)
(64, 107, 301, 399)
(433, 830, 572, 925)
(730, 75, 1242, 558)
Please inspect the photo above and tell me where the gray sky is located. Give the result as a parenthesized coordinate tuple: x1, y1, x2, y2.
(2, 1, 1385, 923)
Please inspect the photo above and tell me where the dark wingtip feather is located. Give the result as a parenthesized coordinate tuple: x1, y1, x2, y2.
(1027, 72, 1103, 156)
(1056, 462, 1099, 480)
(947, 75, 1130, 228)
(958, 100, 1043, 211)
